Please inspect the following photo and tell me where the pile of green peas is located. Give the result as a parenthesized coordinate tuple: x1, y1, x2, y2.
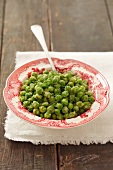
(19, 70, 95, 120)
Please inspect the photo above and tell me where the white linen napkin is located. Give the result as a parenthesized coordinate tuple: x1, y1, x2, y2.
(4, 52, 113, 145)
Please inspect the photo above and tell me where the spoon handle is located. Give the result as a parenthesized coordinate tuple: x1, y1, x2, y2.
(31, 25, 56, 71)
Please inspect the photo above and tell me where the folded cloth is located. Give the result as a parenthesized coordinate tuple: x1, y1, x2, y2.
(4, 52, 113, 145)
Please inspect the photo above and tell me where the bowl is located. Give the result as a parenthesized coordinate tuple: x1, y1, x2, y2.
(3, 58, 110, 129)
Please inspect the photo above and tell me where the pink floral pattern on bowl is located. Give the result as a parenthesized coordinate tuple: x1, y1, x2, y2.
(3, 58, 110, 129)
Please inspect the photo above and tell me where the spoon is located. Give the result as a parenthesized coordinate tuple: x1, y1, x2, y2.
(31, 25, 56, 71)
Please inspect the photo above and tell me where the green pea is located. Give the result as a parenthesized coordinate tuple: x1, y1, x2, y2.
(60, 74, 65, 79)
(64, 73, 70, 79)
(82, 83, 88, 90)
(37, 98, 43, 103)
(64, 113, 69, 119)
(65, 71, 74, 79)
(39, 106, 47, 113)
(33, 101, 39, 108)
(62, 91, 69, 97)
(44, 91, 51, 98)
(39, 77, 44, 82)
(73, 105, 79, 112)
(42, 102, 49, 107)
(61, 98, 68, 106)
(19, 96, 26, 102)
(26, 86, 32, 92)
(37, 82, 43, 87)
(30, 83, 35, 91)
(49, 96, 55, 103)
(46, 80, 52, 86)
(53, 76, 60, 84)
(55, 109, 60, 115)
(47, 105, 55, 113)
(57, 114, 64, 120)
(21, 84, 27, 90)
(69, 76, 76, 83)
(62, 106, 68, 114)
(28, 97, 33, 102)
(69, 111, 77, 118)
(41, 83, 48, 88)
(52, 114, 57, 120)
(25, 92, 32, 98)
(68, 82, 74, 87)
(76, 78, 82, 84)
(24, 79, 30, 85)
(88, 96, 95, 103)
(54, 88, 61, 94)
(20, 91, 26, 96)
(43, 70, 49, 74)
(23, 101, 30, 107)
(42, 74, 48, 80)
(83, 102, 91, 110)
(71, 86, 79, 93)
(59, 80, 65, 86)
(55, 95, 62, 102)
(31, 96, 36, 101)
(69, 95, 75, 102)
(68, 102, 73, 110)
(40, 113, 44, 118)
(82, 80, 88, 84)
(86, 91, 93, 96)
(29, 76, 37, 82)
(65, 86, 71, 92)
(33, 109, 40, 116)
(79, 108, 85, 114)
(27, 104, 34, 112)
(56, 103, 63, 110)
(82, 95, 88, 102)
(76, 101, 83, 108)
(54, 84, 61, 89)
(35, 86, 43, 94)
(78, 86, 86, 92)
(48, 86, 54, 92)
(63, 78, 68, 84)
(44, 112, 51, 119)
(34, 94, 42, 100)
(44, 88, 49, 92)
(77, 92, 84, 98)
(49, 71, 56, 76)
(43, 97, 48, 102)
(31, 72, 38, 77)
(75, 97, 80, 102)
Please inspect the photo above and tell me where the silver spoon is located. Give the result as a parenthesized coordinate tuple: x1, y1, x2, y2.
(31, 25, 56, 71)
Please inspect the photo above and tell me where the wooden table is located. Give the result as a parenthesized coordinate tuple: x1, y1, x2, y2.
(1, 0, 113, 169)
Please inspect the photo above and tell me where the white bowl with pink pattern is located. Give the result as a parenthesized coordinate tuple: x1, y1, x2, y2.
(3, 58, 110, 129)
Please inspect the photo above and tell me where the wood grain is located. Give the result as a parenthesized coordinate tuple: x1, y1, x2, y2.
(0, 0, 57, 170)
(49, 0, 113, 52)
(58, 144, 113, 170)
(106, 0, 113, 34)
(0, 0, 4, 62)
(1, 141, 57, 170)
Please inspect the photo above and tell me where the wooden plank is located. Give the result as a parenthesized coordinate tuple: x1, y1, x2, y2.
(49, 0, 113, 51)
(58, 144, 113, 170)
(1, 141, 57, 170)
(0, 0, 5, 168)
(0, 0, 57, 170)
(106, 0, 113, 34)
(0, 0, 4, 61)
